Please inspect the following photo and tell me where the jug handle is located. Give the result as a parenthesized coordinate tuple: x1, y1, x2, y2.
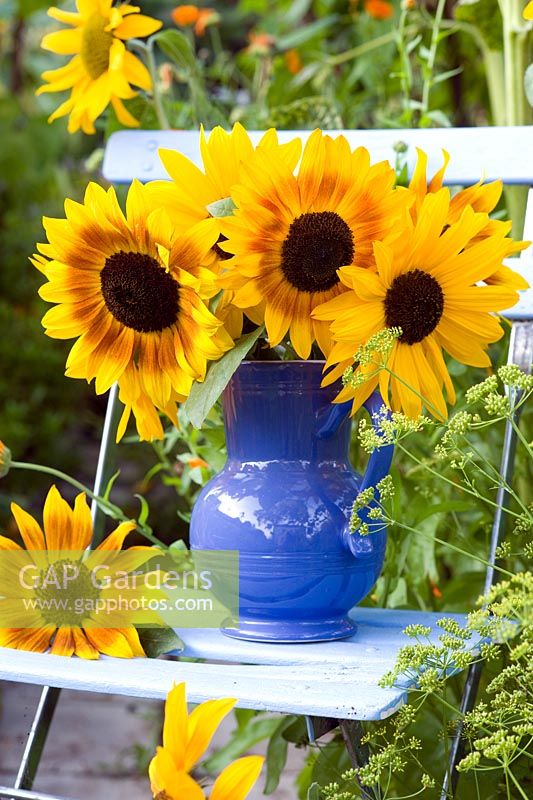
(317, 392, 394, 557)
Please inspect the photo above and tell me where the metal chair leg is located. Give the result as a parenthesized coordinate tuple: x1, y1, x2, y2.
(0, 386, 120, 796)
(339, 720, 382, 800)
(440, 322, 533, 799)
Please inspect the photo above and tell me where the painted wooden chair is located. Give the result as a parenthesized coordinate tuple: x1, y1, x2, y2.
(0, 127, 532, 800)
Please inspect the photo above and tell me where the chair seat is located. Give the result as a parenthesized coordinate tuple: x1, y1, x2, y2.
(0, 608, 475, 721)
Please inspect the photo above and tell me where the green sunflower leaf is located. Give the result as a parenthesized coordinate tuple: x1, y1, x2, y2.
(138, 626, 184, 658)
(182, 326, 265, 429)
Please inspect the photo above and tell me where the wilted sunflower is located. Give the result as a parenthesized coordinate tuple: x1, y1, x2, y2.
(408, 148, 529, 289)
(149, 683, 264, 800)
(37, 0, 162, 134)
(146, 123, 301, 338)
(313, 190, 523, 419)
(218, 128, 409, 358)
(0, 485, 151, 659)
(33, 180, 232, 441)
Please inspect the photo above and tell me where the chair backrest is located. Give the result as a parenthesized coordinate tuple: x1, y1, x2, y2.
(103, 126, 533, 186)
(102, 126, 533, 320)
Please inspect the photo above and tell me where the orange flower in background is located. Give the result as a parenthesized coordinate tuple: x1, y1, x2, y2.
(284, 49, 302, 74)
(365, 0, 394, 19)
(245, 31, 276, 55)
(171, 5, 219, 36)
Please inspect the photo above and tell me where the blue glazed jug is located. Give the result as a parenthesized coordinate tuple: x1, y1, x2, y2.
(189, 361, 393, 642)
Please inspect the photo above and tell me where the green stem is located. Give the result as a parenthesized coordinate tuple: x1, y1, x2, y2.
(146, 38, 170, 130)
(10, 461, 165, 549)
(395, 442, 524, 520)
(327, 25, 418, 66)
(508, 767, 532, 800)
(420, 0, 447, 117)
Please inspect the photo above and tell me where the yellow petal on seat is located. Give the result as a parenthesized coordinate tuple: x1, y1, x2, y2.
(10, 503, 46, 550)
(72, 493, 93, 550)
(0, 534, 23, 551)
(112, 13, 162, 39)
(210, 755, 265, 800)
(72, 628, 100, 659)
(118, 626, 146, 657)
(83, 627, 135, 658)
(51, 626, 76, 657)
(162, 683, 189, 769)
(43, 485, 74, 551)
(0, 626, 55, 653)
(185, 697, 237, 771)
(41, 28, 83, 54)
(94, 521, 137, 552)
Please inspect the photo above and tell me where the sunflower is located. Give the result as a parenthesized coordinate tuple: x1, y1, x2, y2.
(408, 148, 529, 289)
(313, 190, 523, 419)
(217, 128, 410, 358)
(33, 180, 232, 442)
(149, 683, 264, 800)
(0, 485, 153, 659)
(146, 123, 301, 339)
(37, 0, 162, 134)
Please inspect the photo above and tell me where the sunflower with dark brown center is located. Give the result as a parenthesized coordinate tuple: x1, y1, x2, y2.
(32, 180, 232, 442)
(313, 189, 522, 419)
(145, 123, 302, 339)
(217, 128, 409, 358)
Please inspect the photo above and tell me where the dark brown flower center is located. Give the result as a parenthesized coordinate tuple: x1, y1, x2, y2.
(100, 251, 180, 333)
(212, 233, 232, 261)
(81, 13, 113, 80)
(281, 211, 355, 293)
(384, 269, 444, 344)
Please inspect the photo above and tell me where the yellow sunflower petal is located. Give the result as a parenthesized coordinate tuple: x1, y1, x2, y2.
(185, 697, 237, 771)
(41, 28, 83, 54)
(163, 683, 189, 769)
(113, 13, 162, 39)
(94, 521, 137, 552)
(51, 626, 76, 657)
(210, 756, 265, 800)
(43, 485, 75, 551)
(149, 748, 205, 800)
(10, 503, 46, 550)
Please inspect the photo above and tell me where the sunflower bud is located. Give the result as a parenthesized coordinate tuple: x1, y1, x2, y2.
(0, 441, 12, 477)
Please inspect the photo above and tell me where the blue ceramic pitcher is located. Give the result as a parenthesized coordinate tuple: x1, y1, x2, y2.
(189, 361, 393, 642)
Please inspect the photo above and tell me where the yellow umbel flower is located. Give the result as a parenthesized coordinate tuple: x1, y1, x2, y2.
(146, 123, 302, 339)
(0, 485, 150, 659)
(313, 191, 522, 419)
(218, 129, 410, 358)
(33, 181, 232, 442)
(149, 683, 264, 800)
(408, 149, 529, 289)
(37, 0, 162, 134)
